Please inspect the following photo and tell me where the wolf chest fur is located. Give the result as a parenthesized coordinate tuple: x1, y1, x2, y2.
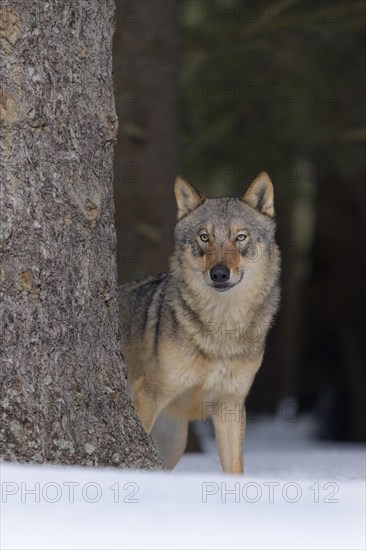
(119, 172, 280, 474)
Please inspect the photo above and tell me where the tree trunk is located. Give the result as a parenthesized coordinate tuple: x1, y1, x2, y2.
(113, 0, 180, 282)
(0, 0, 161, 469)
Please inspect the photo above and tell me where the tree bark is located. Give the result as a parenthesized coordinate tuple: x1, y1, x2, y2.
(0, 0, 161, 469)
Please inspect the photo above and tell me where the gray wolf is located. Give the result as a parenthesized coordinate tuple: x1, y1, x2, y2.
(119, 172, 280, 474)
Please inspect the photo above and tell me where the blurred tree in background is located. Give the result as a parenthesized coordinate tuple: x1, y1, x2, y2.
(114, 0, 365, 441)
(113, 0, 179, 280)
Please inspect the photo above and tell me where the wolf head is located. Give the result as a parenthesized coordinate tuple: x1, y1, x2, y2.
(172, 172, 278, 293)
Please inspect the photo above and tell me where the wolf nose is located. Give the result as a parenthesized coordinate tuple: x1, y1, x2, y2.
(210, 265, 230, 284)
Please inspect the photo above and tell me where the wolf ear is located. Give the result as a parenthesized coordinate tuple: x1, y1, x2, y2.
(241, 172, 274, 218)
(174, 176, 205, 220)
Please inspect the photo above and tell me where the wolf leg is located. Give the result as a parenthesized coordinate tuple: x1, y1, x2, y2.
(133, 377, 177, 435)
(212, 398, 246, 474)
(150, 412, 188, 470)
(133, 384, 164, 434)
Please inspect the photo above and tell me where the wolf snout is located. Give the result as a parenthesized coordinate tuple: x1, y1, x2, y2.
(210, 264, 230, 284)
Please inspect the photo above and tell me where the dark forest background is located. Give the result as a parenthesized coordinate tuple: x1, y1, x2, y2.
(113, 0, 366, 443)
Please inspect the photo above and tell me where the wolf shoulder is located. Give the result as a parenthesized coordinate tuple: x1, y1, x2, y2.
(118, 273, 168, 338)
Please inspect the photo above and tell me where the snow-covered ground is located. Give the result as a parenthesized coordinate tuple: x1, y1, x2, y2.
(1, 415, 365, 550)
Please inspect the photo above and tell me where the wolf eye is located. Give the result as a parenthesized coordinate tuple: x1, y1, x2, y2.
(236, 233, 247, 241)
(200, 232, 209, 242)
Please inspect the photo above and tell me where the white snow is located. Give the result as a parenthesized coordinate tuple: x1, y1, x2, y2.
(1, 415, 365, 550)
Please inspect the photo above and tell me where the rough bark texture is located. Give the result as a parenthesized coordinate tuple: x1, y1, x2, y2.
(0, 0, 162, 469)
